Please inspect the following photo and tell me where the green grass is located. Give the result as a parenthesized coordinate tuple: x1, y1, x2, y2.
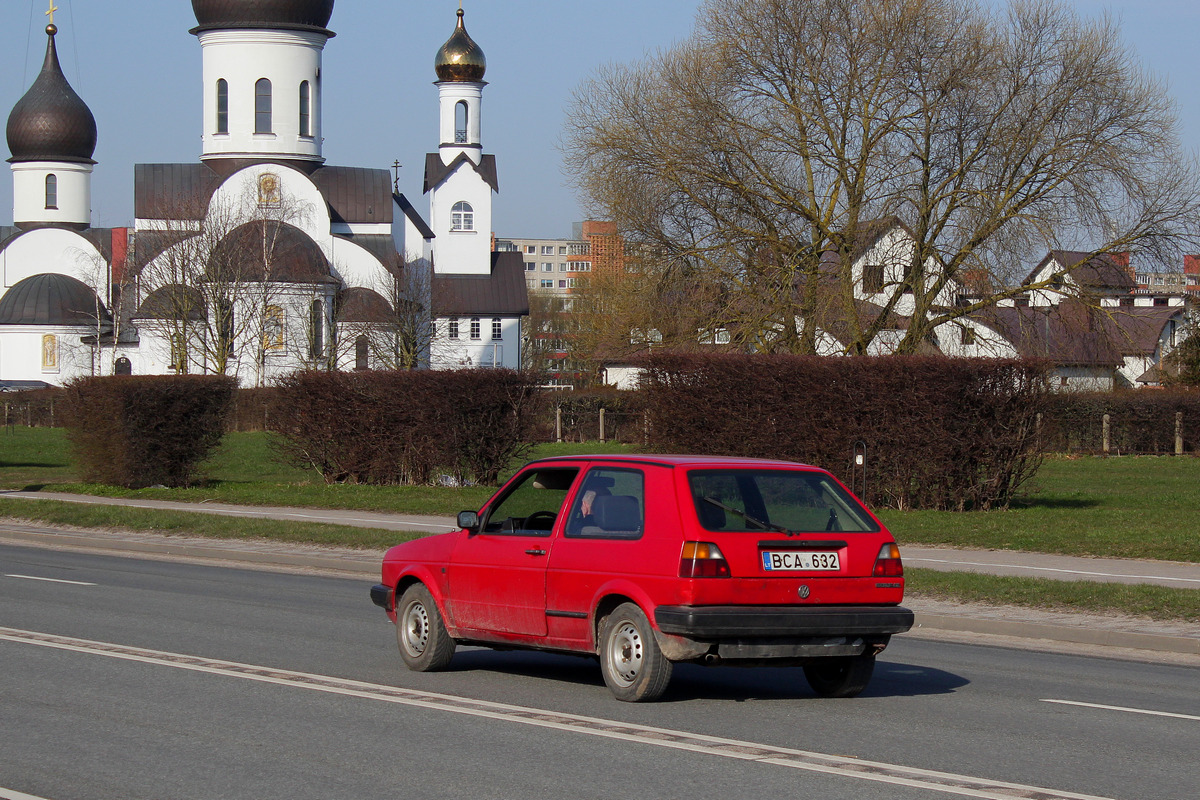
(907, 568, 1200, 623)
(879, 455, 1200, 563)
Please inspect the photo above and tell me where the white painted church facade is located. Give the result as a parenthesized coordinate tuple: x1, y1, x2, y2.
(0, 1, 526, 388)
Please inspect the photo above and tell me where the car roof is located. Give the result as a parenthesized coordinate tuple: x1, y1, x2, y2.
(524, 454, 821, 470)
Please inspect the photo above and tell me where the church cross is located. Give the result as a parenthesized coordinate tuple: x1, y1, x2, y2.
(46, 2, 59, 26)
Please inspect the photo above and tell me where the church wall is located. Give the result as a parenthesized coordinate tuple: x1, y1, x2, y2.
(429, 168, 492, 275)
(12, 161, 92, 227)
(1, 229, 107, 291)
(0, 325, 97, 384)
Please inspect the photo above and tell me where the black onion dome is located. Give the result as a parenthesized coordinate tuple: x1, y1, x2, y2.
(6, 28, 97, 165)
(0, 273, 109, 325)
(435, 8, 486, 82)
(191, 0, 335, 34)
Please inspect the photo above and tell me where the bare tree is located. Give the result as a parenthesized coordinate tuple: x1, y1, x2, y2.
(564, 0, 1200, 354)
(334, 254, 433, 371)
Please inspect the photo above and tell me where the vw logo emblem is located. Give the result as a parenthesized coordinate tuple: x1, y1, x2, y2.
(798, 585, 811, 599)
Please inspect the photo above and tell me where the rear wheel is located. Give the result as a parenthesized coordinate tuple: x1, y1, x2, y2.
(803, 654, 875, 698)
(396, 583, 456, 672)
(599, 603, 673, 702)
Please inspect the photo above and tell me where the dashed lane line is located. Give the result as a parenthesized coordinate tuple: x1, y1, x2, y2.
(4, 575, 97, 586)
(1042, 698, 1200, 721)
(0, 625, 1115, 800)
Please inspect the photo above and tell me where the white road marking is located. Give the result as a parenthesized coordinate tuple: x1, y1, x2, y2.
(4, 574, 97, 586)
(1042, 698, 1200, 721)
(0, 626, 1115, 800)
(908, 557, 1200, 585)
(0, 787, 56, 800)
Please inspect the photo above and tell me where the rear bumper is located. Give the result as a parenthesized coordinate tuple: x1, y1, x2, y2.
(654, 604, 914, 638)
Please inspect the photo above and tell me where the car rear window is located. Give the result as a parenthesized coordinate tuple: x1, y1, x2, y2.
(688, 469, 880, 533)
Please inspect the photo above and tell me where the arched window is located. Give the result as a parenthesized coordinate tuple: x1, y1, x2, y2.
(491, 318, 502, 340)
(216, 79, 229, 134)
(448, 319, 459, 340)
(455, 100, 468, 143)
(451, 201, 474, 231)
(44, 174, 57, 209)
(299, 81, 311, 137)
(310, 299, 325, 358)
(255, 78, 273, 134)
(470, 317, 481, 340)
(355, 336, 369, 370)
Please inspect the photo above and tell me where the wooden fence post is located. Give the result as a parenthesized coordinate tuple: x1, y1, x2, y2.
(599, 408, 606, 444)
(1102, 414, 1110, 456)
(555, 405, 563, 443)
(1176, 412, 1184, 456)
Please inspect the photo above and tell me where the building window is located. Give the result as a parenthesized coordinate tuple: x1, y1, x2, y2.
(862, 263, 884, 294)
(525, 245, 536, 254)
(525, 262, 535, 271)
(1120, 296, 1134, 307)
(960, 325, 976, 346)
(542, 262, 553, 272)
(44, 174, 57, 209)
(1154, 297, 1168, 306)
(455, 100, 468, 143)
(263, 305, 285, 351)
(448, 319, 459, 339)
(540, 279, 553, 289)
(216, 79, 229, 133)
(310, 299, 324, 358)
(558, 280, 567, 288)
(492, 318, 502, 340)
(451, 201, 474, 231)
(41, 334, 58, 371)
(255, 78, 272, 134)
(559, 246, 568, 255)
(355, 335, 369, 370)
(470, 317, 481, 340)
(542, 245, 554, 255)
(299, 81, 311, 137)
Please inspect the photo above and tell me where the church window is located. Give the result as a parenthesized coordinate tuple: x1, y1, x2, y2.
(45, 174, 57, 209)
(470, 317, 481, 340)
(448, 319, 459, 340)
(216, 79, 229, 134)
(451, 201, 474, 231)
(355, 336, 369, 370)
(263, 305, 285, 351)
(491, 318, 502, 340)
(41, 334, 58, 371)
(255, 78, 273, 134)
(299, 81, 311, 137)
(455, 101, 468, 143)
(862, 264, 884, 294)
(310, 299, 325, 358)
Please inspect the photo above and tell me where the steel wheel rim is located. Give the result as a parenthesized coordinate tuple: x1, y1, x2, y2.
(606, 620, 644, 687)
(401, 600, 430, 656)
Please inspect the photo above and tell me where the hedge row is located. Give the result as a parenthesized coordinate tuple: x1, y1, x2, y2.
(60, 375, 235, 488)
(638, 354, 1049, 511)
(268, 369, 544, 485)
(1041, 390, 1200, 454)
(543, 390, 642, 443)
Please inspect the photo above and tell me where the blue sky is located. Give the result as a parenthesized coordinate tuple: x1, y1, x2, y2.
(2, 1, 1198, 239)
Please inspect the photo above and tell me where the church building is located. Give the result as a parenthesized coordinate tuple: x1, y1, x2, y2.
(0, 1, 526, 388)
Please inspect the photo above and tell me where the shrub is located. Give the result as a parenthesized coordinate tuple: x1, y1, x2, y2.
(269, 369, 545, 486)
(60, 375, 236, 488)
(638, 354, 1049, 510)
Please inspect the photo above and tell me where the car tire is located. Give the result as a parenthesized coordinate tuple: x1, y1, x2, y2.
(803, 654, 875, 698)
(396, 583, 456, 672)
(599, 602, 673, 702)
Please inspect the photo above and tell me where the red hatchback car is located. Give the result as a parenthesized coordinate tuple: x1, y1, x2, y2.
(371, 455, 913, 701)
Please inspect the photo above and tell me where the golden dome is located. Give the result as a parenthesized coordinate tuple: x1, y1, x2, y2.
(434, 9, 486, 82)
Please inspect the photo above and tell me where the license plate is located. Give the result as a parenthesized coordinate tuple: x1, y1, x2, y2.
(761, 551, 841, 571)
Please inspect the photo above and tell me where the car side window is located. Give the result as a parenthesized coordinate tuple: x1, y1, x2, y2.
(482, 467, 579, 536)
(565, 468, 644, 539)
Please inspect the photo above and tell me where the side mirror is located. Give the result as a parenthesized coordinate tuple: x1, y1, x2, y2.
(457, 510, 480, 532)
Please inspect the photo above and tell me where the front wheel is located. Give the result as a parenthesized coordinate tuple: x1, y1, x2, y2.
(599, 603, 673, 702)
(803, 654, 875, 698)
(395, 583, 456, 672)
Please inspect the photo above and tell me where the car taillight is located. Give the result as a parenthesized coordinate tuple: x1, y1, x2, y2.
(679, 541, 730, 578)
(872, 542, 904, 577)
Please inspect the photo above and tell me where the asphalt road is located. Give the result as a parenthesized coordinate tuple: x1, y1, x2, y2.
(1, 543, 1197, 800)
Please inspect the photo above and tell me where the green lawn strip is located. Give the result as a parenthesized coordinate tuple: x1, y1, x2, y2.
(906, 568, 1200, 624)
(0, 499, 424, 550)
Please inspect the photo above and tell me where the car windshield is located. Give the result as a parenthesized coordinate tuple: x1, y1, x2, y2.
(688, 469, 879, 533)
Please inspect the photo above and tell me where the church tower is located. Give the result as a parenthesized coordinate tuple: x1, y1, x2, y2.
(6, 21, 97, 229)
(190, 0, 335, 170)
(427, 7, 496, 275)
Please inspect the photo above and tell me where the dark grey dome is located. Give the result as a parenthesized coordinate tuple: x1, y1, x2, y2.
(435, 9, 486, 82)
(208, 221, 334, 283)
(191, 0, 335, 34)
(6, 27, 97, 165)
(0, 273, 108, 325)
(336, 287, 393, 323)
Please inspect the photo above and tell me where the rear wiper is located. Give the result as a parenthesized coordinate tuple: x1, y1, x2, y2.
(702, 497, 790, 534)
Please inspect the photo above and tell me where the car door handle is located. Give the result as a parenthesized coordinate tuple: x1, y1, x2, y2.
(525, 549, 547, 556)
